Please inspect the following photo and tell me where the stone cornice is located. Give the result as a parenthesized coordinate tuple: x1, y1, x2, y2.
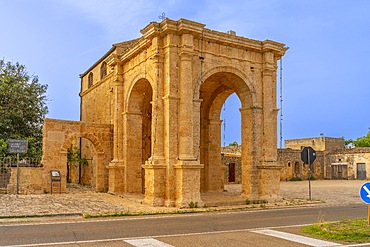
(85, 19, 288, 78)
(138, 18, 288, 59)
(262, 40, 289, 58)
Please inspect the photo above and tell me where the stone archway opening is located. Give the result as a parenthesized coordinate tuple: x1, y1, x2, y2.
(79, 137, 97, 187)
(124, 78, 153, 194)
(200, 71, 251, 195)
(62, 137, 96, 188)
(41, 119, 112, 194)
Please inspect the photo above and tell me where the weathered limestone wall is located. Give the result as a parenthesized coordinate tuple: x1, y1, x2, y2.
(327, 148, 370, 180)
(285, 137, 344, 151)
(41, 119, 112, 193)
(278, 148, 324, 181)
(7, 167, 44, 194)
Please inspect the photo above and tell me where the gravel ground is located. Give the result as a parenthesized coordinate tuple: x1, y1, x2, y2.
(0, 180, 366, 219)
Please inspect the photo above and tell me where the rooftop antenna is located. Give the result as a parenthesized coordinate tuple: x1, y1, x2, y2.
(223, 101, 226, 147)
(279, 58, 283, 149)
(158, 12, 166, 20)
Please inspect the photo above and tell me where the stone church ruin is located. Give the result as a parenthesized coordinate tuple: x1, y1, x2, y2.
(40, 18, 288, 207)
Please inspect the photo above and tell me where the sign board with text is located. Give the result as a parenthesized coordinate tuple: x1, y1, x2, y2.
(8, 139, 28, 154)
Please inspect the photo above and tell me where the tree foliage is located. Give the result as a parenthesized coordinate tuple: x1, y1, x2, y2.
(229, 141, 239, 146)
(345, 128, 370, 147)
(0, 59, 48, 158)
(67, 145, 88, 183)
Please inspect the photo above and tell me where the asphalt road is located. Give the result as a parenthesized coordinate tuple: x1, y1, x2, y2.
(0, 204, 367, 247)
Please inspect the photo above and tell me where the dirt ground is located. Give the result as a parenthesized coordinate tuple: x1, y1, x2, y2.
(0, 180, 366, 219)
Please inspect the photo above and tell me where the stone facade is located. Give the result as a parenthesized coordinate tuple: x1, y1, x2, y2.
(222, 137, 370, 183)
(326, 148, 370, 180)
(285, 136, 345, 151)
(77, 18, 287, 207)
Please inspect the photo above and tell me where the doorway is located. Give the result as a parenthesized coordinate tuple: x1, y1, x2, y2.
(228, 163, 236, 183)
(357, 163, 366, 180)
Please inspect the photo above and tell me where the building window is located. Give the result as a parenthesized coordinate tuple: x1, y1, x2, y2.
(100, 62, 107, 80)
(88, 72, 93, 89)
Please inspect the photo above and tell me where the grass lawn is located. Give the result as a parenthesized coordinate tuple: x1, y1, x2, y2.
(302, 218, 370, 243)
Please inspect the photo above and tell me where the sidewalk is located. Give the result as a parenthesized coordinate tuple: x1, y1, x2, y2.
(0, 180, 365, 220)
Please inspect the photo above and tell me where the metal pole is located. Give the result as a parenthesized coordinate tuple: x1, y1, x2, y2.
(368, 204, 370, 225)
(16, 153, 19, 195)
(308, 149, 311, 200)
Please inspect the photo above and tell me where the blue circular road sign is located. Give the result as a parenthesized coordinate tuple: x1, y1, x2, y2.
(359, 182, 370, 204)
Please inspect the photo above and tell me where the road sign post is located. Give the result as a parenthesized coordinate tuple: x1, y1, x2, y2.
(301, 146, 316, 201)
(8, 139, 28, 194)
(359, 182, 370, 225)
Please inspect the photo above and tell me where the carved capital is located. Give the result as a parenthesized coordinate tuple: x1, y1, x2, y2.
(107, 54, 122, 67)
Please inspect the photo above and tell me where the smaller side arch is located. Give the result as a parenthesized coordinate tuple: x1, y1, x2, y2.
(124, 72, 154, 113)
(60, 133, 104, 154)
(41, 119, 112, 193)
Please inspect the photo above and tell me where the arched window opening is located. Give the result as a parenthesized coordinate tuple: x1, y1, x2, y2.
(100, 62, 107, 80)
(88, 72, 93, 89)
(294, 161, 300, 177)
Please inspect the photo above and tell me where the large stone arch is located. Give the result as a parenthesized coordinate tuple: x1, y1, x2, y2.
(41, 119, 112, 193)
(199, 68, 267, 199)
(78, 18, 287, 207)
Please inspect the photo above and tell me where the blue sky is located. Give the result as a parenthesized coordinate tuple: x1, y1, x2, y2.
(1, 0, 369, 146)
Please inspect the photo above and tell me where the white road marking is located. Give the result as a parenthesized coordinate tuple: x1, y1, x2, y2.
(252, 229, 341, 247)
(124, 238, 174, 247)
(0, 205, 332, 227)
(2, 224, 370, 247)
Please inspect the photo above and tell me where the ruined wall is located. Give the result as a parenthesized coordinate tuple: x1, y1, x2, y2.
(285, 137, 344, 151)
(41, 119, 113, 193)
(326, 148, 370, 180)
(7, 167, 43, 194)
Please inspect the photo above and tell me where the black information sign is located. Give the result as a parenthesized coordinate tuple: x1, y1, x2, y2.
(50, 170, 62, 194)
(8, 139, 28, 154)
(301, 146, 316, 165)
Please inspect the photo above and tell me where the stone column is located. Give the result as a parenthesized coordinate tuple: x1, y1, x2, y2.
(257, 51, 282, 201)
(122, 111, 143, 193)
(149, 51, 165, 162)
(95, 152, 107, 192)
(178, 46, 195, 160)
(206, 119, 224, 192)
(108, 60, 125, 194)
(142, 46, 167, 206)
(162, 95, 179, 207)
(175, 33, 203, 207)
(240, 106, 262, 200)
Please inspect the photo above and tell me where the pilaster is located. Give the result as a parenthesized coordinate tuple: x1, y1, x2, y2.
(142, 162, 167, 206)
(240, 106, 262, 199)
(174, 160, 204, 208)
(178, 33, 196, 160)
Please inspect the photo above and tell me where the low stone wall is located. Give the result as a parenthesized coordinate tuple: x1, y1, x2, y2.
(7, 167, 44, 194)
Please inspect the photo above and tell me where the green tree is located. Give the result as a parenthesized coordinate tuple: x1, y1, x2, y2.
(0, 59, 48, 158)
(345, 128, 370, 147)
(229, 141, 239, 146)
